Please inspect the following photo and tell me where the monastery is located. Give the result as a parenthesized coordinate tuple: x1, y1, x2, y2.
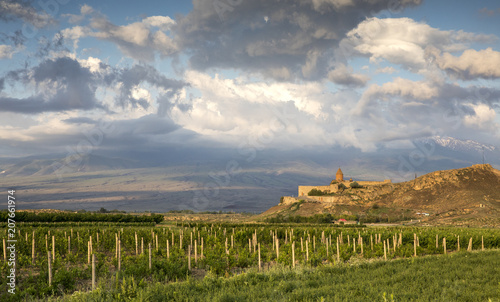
(280, 168, 392, 205)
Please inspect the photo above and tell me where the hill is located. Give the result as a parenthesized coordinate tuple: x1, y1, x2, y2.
(259, 164, 500, 227)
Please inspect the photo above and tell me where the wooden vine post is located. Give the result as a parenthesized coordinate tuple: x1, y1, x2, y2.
(135, 232, 138, 255)
(118, 239, 121, 271)
(457, 235, 460, 251)
(306, 240, 309, 262)
(149, 243, 152, 270)
(443, 237, 447, 255)
(413, 234, 417, 257)
(292, 241, 295, 268)
(195, 241, 198, 263)
(48, 251, 52, 286)
(188, 245, 191, 270)
(384, 240, 387, 260)
(92, 254, 96, 290)
(336, 238, 340, 263)
(32, 234, 35, 264)
(481, 236, 484, 251)
(258, 243, 261, 271)
(276, 238, 280, 261)
(52, 236, 55, 263)
(167, 240, 170, 259)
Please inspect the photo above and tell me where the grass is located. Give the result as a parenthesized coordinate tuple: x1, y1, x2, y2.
(52, 250, 500, 302)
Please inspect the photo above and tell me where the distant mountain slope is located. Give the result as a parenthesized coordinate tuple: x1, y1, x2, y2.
(419, 136, 497, 153)
(0, 154, 144, 177)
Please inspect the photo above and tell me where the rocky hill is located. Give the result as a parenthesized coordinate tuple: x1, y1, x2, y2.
(259, 164, 500, 227)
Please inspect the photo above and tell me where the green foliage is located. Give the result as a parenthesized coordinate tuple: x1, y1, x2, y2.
(0, 210, 163, 224)
(308, 188, 325, 196)
(2, 222, 500, 302)
(51, 251, 500, 302)
(349, 181, 363, 188)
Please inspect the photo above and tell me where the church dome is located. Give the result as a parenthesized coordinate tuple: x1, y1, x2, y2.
(336, 168, 344, 182)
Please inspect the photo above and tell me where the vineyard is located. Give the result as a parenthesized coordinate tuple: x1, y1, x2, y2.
(1, 221, 500, 301)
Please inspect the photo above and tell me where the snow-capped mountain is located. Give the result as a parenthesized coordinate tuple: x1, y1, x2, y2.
(418, 136, 497, 154)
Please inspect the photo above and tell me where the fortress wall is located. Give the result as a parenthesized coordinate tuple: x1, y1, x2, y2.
(357, 180, 391, 186)
(281, 196, 298, 205)
(306, 196, 343, 203)
(298, 185, 336, 196)
(281, 195, 344, 204)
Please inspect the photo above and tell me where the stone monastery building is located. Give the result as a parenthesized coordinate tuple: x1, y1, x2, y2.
(297, 168, 391, 197)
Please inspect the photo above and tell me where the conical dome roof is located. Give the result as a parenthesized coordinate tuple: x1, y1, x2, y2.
(336, 168, 344, 181)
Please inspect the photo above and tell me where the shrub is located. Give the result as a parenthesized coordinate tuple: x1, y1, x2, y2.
(350, 182, 363, 188)
(308, 189, 325, 196)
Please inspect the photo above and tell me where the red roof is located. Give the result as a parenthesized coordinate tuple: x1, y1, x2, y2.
(339, 219, 347, 222)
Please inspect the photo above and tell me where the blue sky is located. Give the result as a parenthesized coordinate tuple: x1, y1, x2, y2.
(0, 0, 499, 159)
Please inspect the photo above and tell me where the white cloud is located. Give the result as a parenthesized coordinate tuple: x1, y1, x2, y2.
(60, 6, 178, 61)
(464, 103, 497, 130)
(427, 47, 500, 80)
(376, 66, 397, 74)
(142, 16, 175, 31)
(341, 17, 496, 72)
(0, 45, 16, 59)
(172, 70, 364, 148)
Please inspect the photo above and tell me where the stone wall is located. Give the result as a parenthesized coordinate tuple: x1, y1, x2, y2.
(298, 185, 338, 196)
(357, 179, 392, 186)
(298, 180, 390, 196)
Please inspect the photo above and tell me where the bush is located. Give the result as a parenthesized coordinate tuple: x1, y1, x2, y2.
(308, 189, 325, 196)
(350, 182, 363, 188)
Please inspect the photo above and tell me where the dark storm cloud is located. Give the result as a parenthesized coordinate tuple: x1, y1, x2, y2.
(0, 57, 102, 113)
(114, 64, 189, 113)
(0, 57, 188, 114)
(173, 0, 422, 80)
(0, 0, 56, 28)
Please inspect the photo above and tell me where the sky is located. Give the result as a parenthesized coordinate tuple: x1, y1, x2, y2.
(0, 0, 499, 160)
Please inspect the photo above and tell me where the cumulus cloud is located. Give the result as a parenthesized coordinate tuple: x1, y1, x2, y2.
(328, 64, 369, 87)
(61, 7, 178, 61)
(464, 103, 497, 130)
(351, 77, 500, 144)
(426, 47, 500, 80)
(340, 17, 497, 72)
(173, 0, 422, 80)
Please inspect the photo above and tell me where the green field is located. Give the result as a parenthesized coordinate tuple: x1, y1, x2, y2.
(61, 250, 500, 302)
(1, 220, 499, 301)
